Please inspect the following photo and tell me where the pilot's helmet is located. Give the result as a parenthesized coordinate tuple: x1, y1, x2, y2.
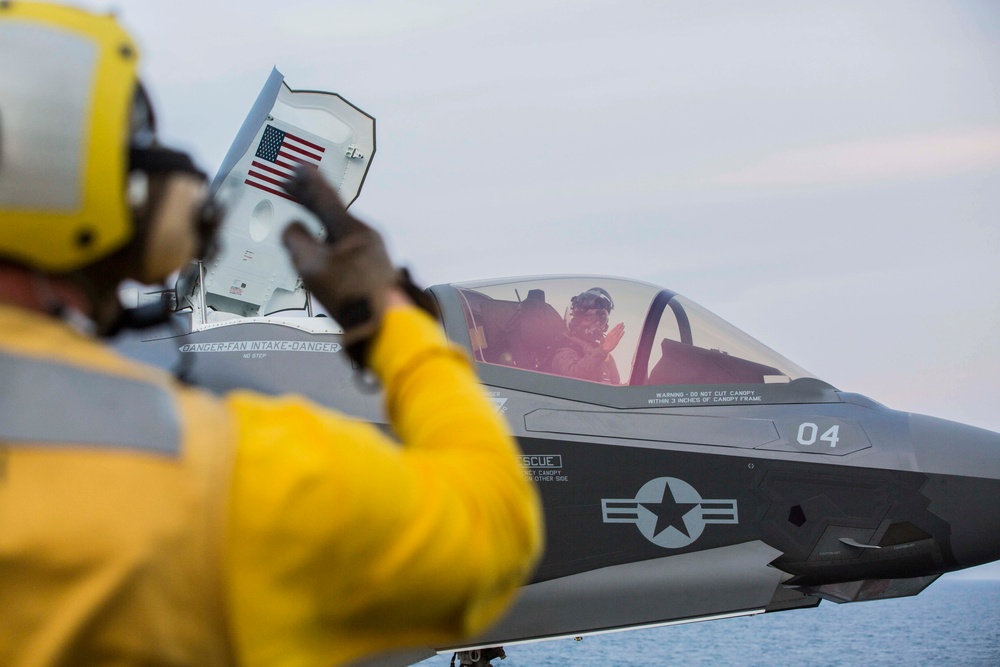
(568, 287, 614, 338)
(0, 1, 212, 282)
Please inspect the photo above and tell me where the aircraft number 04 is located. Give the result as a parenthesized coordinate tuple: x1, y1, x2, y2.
(796, 423, 840, 448)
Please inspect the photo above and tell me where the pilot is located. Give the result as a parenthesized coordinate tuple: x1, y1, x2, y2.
(0, 4, 541, 666)
(550, 287, 625, 383)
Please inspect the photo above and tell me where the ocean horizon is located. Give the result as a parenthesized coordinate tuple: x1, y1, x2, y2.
(418, 578, 999, 666)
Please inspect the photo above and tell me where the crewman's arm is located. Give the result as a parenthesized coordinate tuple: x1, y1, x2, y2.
(223, 303, 543, 667)
(551, 341, 607, 381)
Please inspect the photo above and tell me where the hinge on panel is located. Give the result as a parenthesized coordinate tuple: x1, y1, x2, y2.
(345, 145, 365, 159)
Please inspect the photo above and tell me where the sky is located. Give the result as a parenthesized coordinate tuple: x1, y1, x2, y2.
(80, 0, 1000, 577)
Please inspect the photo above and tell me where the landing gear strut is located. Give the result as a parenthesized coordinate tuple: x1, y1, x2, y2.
(450, 646, 506, 666)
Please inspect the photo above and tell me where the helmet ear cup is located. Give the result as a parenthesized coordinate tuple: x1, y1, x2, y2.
(0, 3, 141, 272)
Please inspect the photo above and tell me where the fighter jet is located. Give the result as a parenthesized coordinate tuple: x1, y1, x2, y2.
(112, 74, 1000, 667)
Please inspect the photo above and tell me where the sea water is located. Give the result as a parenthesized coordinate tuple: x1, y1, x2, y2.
(418, 580, 1000, 666)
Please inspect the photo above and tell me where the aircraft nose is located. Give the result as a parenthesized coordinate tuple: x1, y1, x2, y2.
(908, 414, 1000, 570)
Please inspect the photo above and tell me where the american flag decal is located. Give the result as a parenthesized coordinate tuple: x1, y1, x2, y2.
(245, 125, 326, 201)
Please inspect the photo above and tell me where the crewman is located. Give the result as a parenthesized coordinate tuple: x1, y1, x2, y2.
(550, 287, 624, 383)
(0, 3, 542, 666)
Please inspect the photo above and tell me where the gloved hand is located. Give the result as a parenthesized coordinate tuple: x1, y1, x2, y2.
(281, 167, 435, 365)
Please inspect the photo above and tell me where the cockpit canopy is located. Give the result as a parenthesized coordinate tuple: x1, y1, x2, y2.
(434, 276, 814, 388)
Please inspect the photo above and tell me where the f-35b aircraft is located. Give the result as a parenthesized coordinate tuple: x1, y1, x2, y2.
(112, 73, 1000, 667)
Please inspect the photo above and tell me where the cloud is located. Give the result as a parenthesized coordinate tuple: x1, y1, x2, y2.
(711, 127, 1000, 188)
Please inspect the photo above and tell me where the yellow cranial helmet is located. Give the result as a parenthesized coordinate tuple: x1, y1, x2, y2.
(0, 2, 209, 278)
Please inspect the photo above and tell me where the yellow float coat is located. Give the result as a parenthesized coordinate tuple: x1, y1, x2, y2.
(0, 304, 542, 666)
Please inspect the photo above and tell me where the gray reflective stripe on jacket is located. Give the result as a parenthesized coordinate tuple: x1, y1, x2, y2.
(0, 351, 180, 455)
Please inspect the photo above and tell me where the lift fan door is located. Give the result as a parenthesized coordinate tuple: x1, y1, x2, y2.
(202, 69, 375, 319)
